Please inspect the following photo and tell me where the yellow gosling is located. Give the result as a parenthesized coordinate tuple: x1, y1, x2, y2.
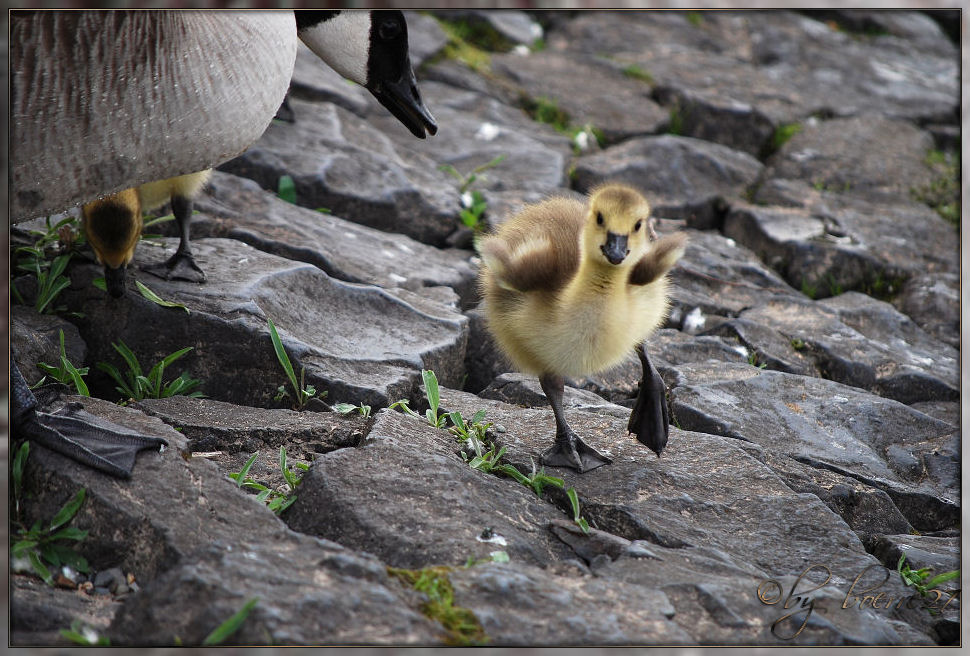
(82, 169, 212, 297)
(479, 182, 686, 472)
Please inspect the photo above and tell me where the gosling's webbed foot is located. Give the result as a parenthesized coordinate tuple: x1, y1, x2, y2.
(628, 343, 669, 456)
(144, 251, 206, 283)
(541, 430, 612, 473)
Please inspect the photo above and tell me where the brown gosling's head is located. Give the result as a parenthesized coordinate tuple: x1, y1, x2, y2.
(81, 188, 141, 298)
(583, 183, 652, 268)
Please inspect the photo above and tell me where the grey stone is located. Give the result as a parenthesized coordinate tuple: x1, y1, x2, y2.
(285, 409, 578, 570)
(864, 534, 959, 577)
(766, 115, 936, 202)
(669, 228, 802, 320)
(403, 11, 449, 67)
(738, 293, 958, 404)
(362, 81, 572, 194)
(908, 401, 959, 428)
(479, 372, 628, 420)
(219, 98, 459, 246)
(703, 318, 817, 377)
(667, 363, 958, 531)
(11, 305, 87, 386)
(11, 574, 114, 646)
(553, 11, 957, 129)
(109, 539, 439, 646)
(190, 172, 479, 306)
(804, 10, 958, 58)
(439, 387, 889, 589)
(432, 10, 541, 49)
(723, 196, 959, 301)
(490, 50, 667, 144)
(894, 272, 959, 349)
(595, 559, 930, 645)
(62, 239, 467, 409)
(572, 135, 763, 209)
(758, 451, 914, 537)
(14, 396, 439, 646)
(447, 561, 692, 645)
(134, 396, 365, 455)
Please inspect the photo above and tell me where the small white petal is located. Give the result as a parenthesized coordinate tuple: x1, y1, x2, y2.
(684, 307, 706, 333)
(475, 122, 501, 141)
(573, 131, 590, 151)
(512, 44, 531, 56)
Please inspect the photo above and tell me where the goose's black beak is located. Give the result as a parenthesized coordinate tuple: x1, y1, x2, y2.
(104, 265, 127, 298)
(601, 232, 629, 265)
(370, 64, 437, 139)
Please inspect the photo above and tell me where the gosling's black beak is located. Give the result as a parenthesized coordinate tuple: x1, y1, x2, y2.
(104, 265, 127, 298)
(601, 232, 629, 265)
(370, 63, 437, 139)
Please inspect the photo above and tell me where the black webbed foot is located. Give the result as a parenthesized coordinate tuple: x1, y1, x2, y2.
(12, 363, 167, 478)
(628, 342, 670, 456)
(538, 373, 612, 473)
(541, 429, 613, 473)
(144, 250, 206, 283)
(145, 194, 204, 283)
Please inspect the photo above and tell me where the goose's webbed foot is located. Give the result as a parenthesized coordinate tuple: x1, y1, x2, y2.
(12, 363, 167, 478)
(628, 342, 670, 456)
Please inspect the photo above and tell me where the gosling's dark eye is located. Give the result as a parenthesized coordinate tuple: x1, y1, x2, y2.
(634, 220, 643, 232)
(379, 19, 402, 40)
(596, 212, 604, 226)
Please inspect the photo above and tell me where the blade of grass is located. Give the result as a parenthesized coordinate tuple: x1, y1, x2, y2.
(267, 319, 301, 401)
(135, 280, 189, 313)
(277, 175, 297, 204)
(202, 598, 259, 646)
(48, 488, 85, 532)
(229, 452, 259, 486)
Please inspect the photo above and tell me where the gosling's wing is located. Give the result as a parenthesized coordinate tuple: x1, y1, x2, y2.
(481, 198, 583, 294)
(480, 235, 575, 293)
(629, 232, 687, 286)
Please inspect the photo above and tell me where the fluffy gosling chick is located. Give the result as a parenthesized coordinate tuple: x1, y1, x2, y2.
(82, 169, 211, 297)
(479, 183, 686, 472)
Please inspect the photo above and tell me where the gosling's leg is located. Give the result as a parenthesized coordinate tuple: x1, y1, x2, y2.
(145, 195, 206, 283)
(539, 374, 612, 473)
(628, 342, 670, 456)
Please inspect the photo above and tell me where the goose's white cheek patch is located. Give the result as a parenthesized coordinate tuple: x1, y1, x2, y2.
(299, 12, 371, 86)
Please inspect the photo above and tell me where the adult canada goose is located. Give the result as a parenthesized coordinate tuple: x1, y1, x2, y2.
(10, 9, 436, 477)
(18, 10, 437, 294)
(479, 183, 686, 472)
(11, 10, 436, 222)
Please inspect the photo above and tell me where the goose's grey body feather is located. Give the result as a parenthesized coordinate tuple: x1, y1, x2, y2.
(12, 11, 298, 221)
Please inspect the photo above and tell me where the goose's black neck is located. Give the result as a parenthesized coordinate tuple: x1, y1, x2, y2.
(295, 10, 340, 32)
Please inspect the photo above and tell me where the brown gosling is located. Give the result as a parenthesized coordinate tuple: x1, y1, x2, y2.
(478, 182, 686, 472)
(82, 169, 211, 297)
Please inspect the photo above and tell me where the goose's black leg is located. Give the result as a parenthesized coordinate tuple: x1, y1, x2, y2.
(627, 342, 669, 456)
(274, 94, 296, 123)
(145, 194, 205, 283)
(539, 374, 612, 473)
